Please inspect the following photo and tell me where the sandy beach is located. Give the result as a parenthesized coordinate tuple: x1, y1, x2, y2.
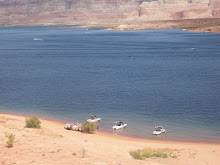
(0, 113, 219, 165)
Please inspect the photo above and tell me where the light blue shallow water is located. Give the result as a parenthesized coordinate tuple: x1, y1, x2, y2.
(0, 26, 220, 142)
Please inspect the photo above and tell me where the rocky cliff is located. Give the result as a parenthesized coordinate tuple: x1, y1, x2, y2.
(123, 0, 220, 21)
(210, 0, 220, 16)
(0, 0, 141, 26)
(0, 0, 219, 26)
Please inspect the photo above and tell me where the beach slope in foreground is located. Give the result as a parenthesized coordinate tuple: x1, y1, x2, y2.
(0, 114, 219, 165)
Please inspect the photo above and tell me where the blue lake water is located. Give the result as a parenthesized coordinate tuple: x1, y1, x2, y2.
(0, 26, 220, 143)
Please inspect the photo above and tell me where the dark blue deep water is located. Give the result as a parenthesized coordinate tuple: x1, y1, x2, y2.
(0, 26, 220, 142)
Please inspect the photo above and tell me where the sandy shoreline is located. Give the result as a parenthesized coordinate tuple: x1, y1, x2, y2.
(1, 113, 220, 165)
(2, 111, 218, 144)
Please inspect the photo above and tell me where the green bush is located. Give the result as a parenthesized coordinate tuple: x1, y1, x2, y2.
(6, 133, 15, 148)
(152, 153, 162, 158)
(162, 153, 168, 158)
(129, 151, 144, 160)
(82, 121, 95, 133)
(142, 152, 151, 158)
(25, 116, 41, 128)
(130, 148, 177, 160)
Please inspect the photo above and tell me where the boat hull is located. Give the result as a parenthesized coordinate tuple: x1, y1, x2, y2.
(153, 129, 166, 135)
(87, 118, 101, 122)
(112, 124, 127, 130)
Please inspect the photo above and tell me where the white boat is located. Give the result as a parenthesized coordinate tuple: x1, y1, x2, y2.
(153, 126, 166, 135)
(87, 115, 101, 122)
(112, 121, 127, 130)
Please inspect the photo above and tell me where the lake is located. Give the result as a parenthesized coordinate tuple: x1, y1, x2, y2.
(0, 26, 220, 143)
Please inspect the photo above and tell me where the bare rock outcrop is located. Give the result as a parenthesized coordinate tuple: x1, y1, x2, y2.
(0, 0, 219, 26)
(0, 0, 141, 26)
(123, 0, 215, 21)
(209, 0, 220, 16)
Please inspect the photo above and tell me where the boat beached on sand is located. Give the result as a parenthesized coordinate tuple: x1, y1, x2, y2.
(153, 126, 166, 135)
(112, 121, 127, 130)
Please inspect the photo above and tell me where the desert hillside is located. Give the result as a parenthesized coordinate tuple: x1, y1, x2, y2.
(0, 0, 219, 26)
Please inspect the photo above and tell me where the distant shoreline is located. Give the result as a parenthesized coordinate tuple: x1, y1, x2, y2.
(76, 18, 220, 33)
(2, 18, 220, 33)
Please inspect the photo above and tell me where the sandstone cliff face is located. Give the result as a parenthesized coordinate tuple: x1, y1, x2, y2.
(0, 0, 143, 25)
(123, 0, 218, 21)
(209, 0, 220, 16)
(0, 0, 219, 26)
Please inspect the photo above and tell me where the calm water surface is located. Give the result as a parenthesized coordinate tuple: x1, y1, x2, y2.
(0, 26, 220, 142)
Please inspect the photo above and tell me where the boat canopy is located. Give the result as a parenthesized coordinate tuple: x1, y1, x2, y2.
(155, 126, 163, 130)
(116, 121, 123, 126)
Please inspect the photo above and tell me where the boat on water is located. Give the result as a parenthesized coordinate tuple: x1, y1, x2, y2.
(153, 126, 166, 135)
(112, 121, 127, 130)
(87, 115, 101, 122)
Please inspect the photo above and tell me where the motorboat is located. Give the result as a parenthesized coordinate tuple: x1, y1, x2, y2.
(87, 115, 101, 122)
(153, 126, 166, 135)
(112, 121, 127, 130)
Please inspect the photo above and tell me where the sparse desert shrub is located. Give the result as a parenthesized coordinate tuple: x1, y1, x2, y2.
(171, 155, 177, 158)
(129, 151, 144, 160)
(25, 116, 41, 128)
(162, 153, 168, 158)
(130, 148, 178, 160)
(82, 121, 95, 133)
(142, 152, 151, 158)
(152, 153, 163, 158)
(6, 133, 15, 148)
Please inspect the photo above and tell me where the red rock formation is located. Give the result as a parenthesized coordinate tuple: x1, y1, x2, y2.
(125, 0, 213, 21)
(209, 0, 220, 16)
(0, 0, 143, 26)
(0, 0, 219, 26)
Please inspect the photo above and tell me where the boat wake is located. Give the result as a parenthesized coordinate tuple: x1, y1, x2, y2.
(33, 38, 43, 41)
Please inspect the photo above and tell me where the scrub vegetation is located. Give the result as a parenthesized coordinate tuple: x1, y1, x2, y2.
(25, 116, 41, 128)
(82, 121, 96, 133)
(130, 148, 179, 160)
(6, 133, 15, 148)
